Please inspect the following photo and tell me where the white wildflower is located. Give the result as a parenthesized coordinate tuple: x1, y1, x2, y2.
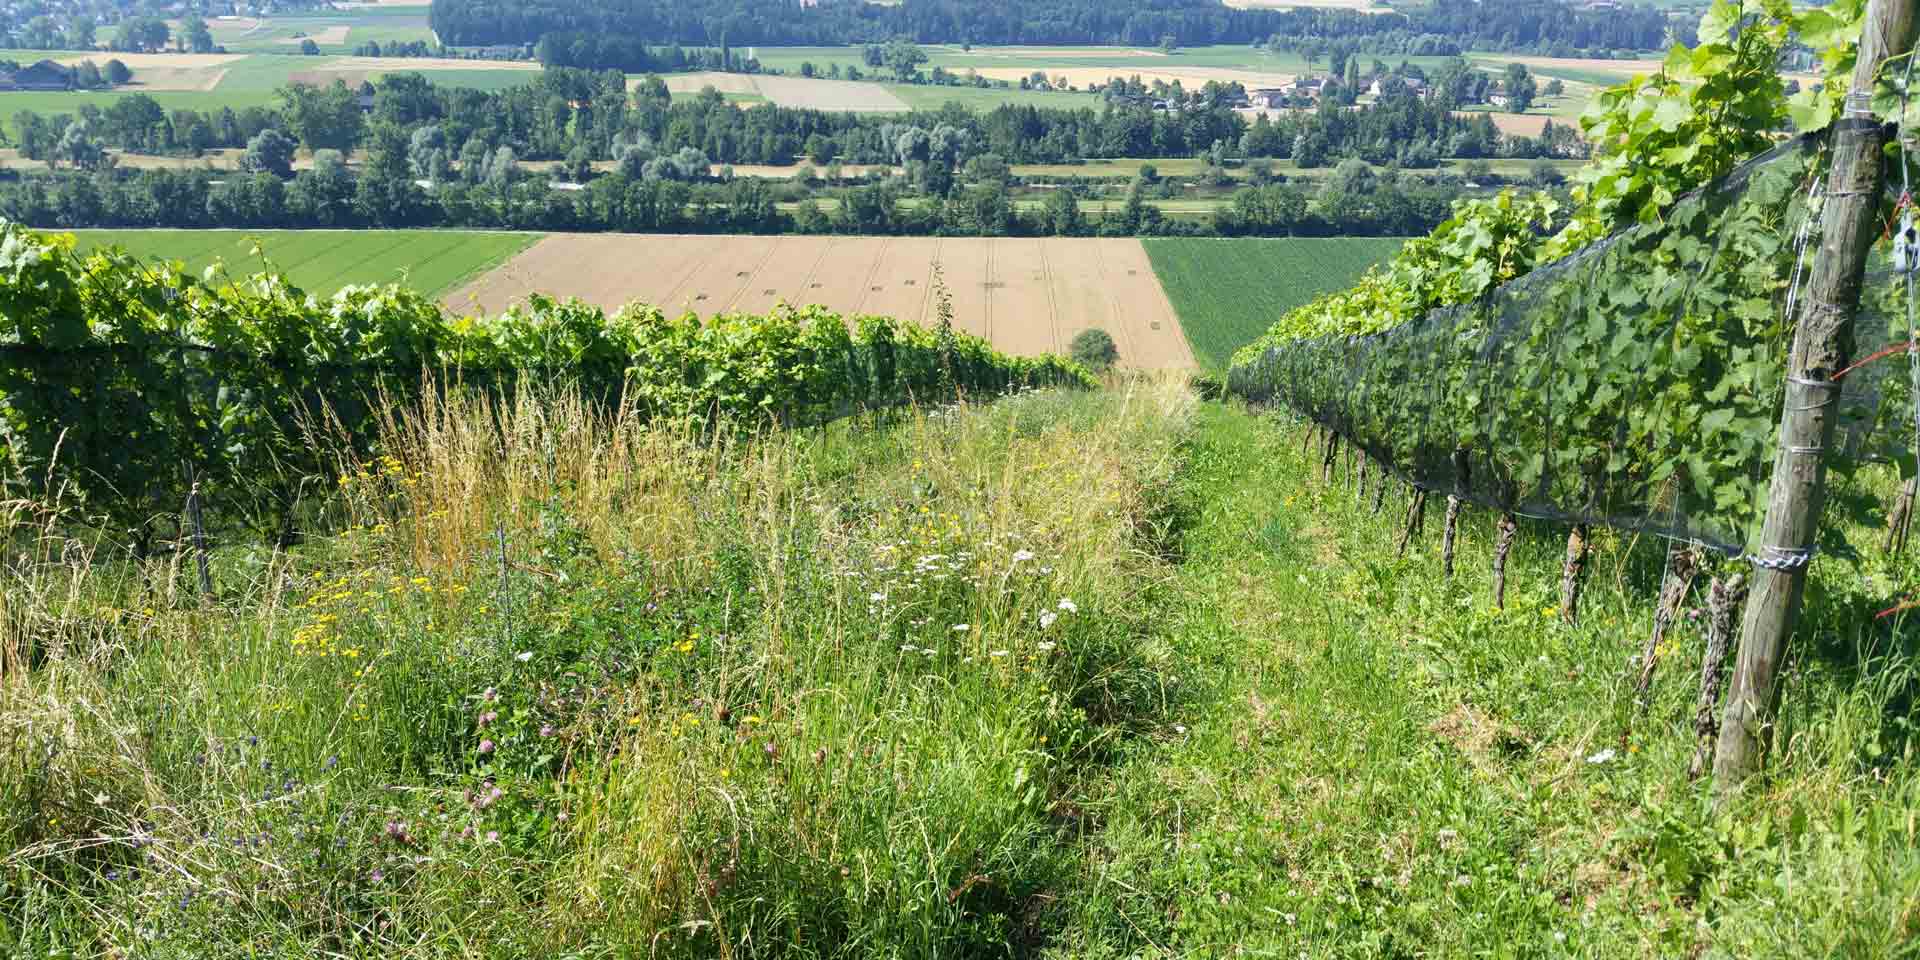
(953, 624, 971, 632)
(1057, 598, 1077, 613)
(1012, 549, 1035, 564)
(1039, 611, 1058, 629)
(515, 651, 533, 662)
(1586, 748, 1616, 765)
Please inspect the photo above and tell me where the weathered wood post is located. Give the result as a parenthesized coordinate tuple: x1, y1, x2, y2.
(1690, 571, 1748, 780)
(1714, 0, 1920, 789)
(1397, 489, 1427, 558)
(1491, 513, 1518, 610)
(1559, 523, 1591, 625)
(1441, 448, 1469, 578)
(1633, 544, 1699, 715)
(186, 479, 212, 601)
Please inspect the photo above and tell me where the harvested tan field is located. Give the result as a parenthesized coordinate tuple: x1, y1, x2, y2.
(653, 72, 760, 95)
(753, 76, 908, 111)
(448, 234, 1195, 367)
(972, 65, 1294, 90)
(58, 52, 244, 69)
(120, 65, 229, 91)
(317, 56, 540, 72)
(277, 26, 350, 45)
(647, 73, 906, 110)
(948, 46, 1167, 58)
(1457, 112, 1554, 136)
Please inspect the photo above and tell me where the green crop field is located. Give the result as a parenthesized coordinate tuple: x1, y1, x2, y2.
(210, 7, 437, 55)
(1145, 236, 1404, 369)
(66, 229, 538, 299)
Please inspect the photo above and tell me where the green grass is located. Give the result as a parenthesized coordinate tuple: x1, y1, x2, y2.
(0, 376, 1198, 956)
(1045, 401, 1920, 957)
(0, 55, 544, 133)
(210, 7, 437, 55)
(66, 228, 538, 298)
(7, 377, 1916, 956)
(1144, 236, 1405, 368)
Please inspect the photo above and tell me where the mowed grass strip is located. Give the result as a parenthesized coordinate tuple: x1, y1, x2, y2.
(1143, 236, 1404, 369)
(66, 229, 540, 299)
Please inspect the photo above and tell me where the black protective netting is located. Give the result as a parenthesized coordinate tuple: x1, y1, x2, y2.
(1230, 134, 1918, 555)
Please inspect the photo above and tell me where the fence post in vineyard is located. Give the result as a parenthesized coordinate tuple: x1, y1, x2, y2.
(1397, 489, 1427, 558)
(1884, 476, 1916, 553)
(1441, 449, 1469, 578)
(1690, 571, 1748, 780)
(1714, 0, 1919, 790)
(1559, 523, 1591, 625)
(186, 477, 212, 602)
(1633, 544, 1699, 717)
(1491, 513, 1518, 610)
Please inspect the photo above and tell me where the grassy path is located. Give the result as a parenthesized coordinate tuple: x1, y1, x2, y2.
(1045, 401, 1920, 957)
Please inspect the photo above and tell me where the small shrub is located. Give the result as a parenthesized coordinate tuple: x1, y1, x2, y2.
(1071, 328, 1119, 371)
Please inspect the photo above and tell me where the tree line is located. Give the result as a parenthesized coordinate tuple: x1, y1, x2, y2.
(0, 159, 1492, 239)
(7, 63, 1579, 176)
(430, 0, 1671, 54)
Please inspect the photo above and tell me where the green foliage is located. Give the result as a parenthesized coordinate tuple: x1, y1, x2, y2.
(0, 221, 1093, 545)
(1224, 0, 1900, 547)
(1234, 148, 1809, 546)
(1070, 327, 1119, 371)
(1565, 0, 1861, 243)
(1047, 404, 1920, 958)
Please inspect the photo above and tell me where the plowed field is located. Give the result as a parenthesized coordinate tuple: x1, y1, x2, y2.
(448, 234, 1195, 368)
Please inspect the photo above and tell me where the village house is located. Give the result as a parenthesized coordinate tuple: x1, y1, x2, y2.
(1247, 87, 1289, 108)
(0, 59, 74, 92)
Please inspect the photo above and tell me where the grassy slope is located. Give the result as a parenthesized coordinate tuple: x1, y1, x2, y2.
(67, 228, 539, 298)
(1052, 402, 1920, 957)
(1144, 236, 1404, 369)
(2, 386, 1915, 955)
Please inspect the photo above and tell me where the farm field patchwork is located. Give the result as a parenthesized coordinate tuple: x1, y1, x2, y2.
(448, 234, 1196, 367)
(67, 229, 539, 298)
(1143, 236, 1404, 368)
(656, 72, 909, 111)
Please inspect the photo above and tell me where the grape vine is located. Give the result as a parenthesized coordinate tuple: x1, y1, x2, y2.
(0, 223, 1093, 547)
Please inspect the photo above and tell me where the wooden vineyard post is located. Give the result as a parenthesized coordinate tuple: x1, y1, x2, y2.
(1690, 572, 1748, 780)
(1884, 476, 1916, 553)
(186, 479, 212, 601)
(1559, 524, 1591, 625)
(1714, 0, 1919, 790)
(1397, 489, 1428, 558)
(1322, 431, 1339, 483)
(1633, 544, 1699, 716)
(1441, 495, 1463, 576)
(1372, 475, 1386, 515)
(1491, 513, 1517, 610)
(1441, 449, 1469, 578)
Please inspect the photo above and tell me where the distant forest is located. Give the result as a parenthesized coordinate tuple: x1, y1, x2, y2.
(429, 0, 1672, 54)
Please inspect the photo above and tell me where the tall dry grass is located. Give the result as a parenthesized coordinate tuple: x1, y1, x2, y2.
(0, 375, 1195, 957)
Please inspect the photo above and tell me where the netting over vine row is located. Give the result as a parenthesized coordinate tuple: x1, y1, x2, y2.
(1229, 134, 1915, 555)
